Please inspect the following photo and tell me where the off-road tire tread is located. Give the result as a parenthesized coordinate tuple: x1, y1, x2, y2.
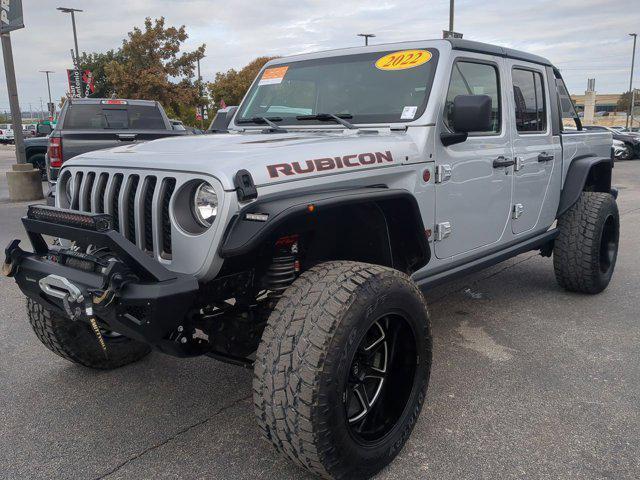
(253, 261, 426, 479)
(553, 191, 618, 294)
(27, 299, 151, 369)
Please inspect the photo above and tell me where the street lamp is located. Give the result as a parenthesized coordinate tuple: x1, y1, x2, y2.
(39, 70, 54, 118)
(628, 33, 637, 130)
(57, 7, 83, 68)
(357, 33, 375, 46)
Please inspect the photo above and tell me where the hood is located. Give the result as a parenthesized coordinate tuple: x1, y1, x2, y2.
(65, 129, 423, 190)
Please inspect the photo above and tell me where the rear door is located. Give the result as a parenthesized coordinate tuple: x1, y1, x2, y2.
(434, 54, 514, 259)
(508, 63, 561, 234)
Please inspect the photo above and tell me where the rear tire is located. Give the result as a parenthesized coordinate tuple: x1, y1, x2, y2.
(253, 261, 432, 479)
(28, 153, 47, 180)
(27, 299, 152, 370)
(553, 192, 619, 294)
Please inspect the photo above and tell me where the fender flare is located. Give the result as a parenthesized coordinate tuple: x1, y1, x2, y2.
(557, 155, 612, 217)
(220, 187, 430, 267)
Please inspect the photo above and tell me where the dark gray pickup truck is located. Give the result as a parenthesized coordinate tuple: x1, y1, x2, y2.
(47, 98, 185, 185)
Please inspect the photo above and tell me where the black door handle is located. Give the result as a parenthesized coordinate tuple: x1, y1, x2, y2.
(493, 156, 515, 168)
(538, 152, 554, 162)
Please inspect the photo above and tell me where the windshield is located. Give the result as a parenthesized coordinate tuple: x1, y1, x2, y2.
(62, 104, 167, 130)
(236, 48, 439, 126)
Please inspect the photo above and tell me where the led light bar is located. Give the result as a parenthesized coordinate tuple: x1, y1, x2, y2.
(27, 205, 113, 232)
(100, 99, 128, 105)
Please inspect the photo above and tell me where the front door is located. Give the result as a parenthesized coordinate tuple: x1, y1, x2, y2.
(508, 64, 560, 234)
(434, 55, 513, 259)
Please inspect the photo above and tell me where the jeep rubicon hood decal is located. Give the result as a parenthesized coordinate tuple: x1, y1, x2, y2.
(267, 151, 393, 178)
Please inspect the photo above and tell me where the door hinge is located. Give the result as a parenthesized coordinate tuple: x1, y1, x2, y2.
(435, 164, 452, 184)
(434, 222, 452, 241)
(514, 156, 524, 172)
(512, 203, 524, 219)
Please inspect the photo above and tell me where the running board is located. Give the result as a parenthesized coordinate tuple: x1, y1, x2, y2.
(415, 229, 558, 291)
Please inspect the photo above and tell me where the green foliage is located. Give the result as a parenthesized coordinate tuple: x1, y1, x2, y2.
(207, 56, 277, 113)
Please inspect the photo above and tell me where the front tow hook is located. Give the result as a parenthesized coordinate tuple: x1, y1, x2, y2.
(3, 239, 25, 277)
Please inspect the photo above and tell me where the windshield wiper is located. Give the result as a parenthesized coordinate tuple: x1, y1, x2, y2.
(296, 113, 357, 129)
(236, 116, 288, 132)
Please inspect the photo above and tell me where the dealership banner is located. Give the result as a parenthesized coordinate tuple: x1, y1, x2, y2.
(67, 69, 95, 98)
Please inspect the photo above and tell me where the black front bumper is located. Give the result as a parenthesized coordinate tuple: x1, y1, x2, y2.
(5, 206, 200, 357)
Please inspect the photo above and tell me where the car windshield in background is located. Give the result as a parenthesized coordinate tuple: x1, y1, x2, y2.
(237, 49, 439, 126)
(63, 104, 166, 130)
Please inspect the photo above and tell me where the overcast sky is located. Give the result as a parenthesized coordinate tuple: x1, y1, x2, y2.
(1, 0, 639, 115)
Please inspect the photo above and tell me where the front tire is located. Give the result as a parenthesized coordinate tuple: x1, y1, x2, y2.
(553, 192, 619, 294)
(27, 299, 152, 370)
(253, 261, 432, 479)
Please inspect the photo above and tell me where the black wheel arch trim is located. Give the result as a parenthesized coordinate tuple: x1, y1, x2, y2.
(219, 187, 431, 267)
(557, 155, 613, 217)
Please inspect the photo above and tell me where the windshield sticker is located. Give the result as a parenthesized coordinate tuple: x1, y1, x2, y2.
(259, 66, 289, 85)
(401, 106, 418, 120)
(375, 50, 432, 71)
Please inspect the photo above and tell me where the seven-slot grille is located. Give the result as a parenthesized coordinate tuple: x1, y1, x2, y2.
(68, 171, 176, 259)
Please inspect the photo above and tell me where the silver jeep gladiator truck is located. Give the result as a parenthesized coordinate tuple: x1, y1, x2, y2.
(4, 39, 618, 479)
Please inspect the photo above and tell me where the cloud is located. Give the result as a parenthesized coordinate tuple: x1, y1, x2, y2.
(0, 0, 638, 114)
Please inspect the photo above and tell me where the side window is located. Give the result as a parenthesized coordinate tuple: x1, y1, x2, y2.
(444, 61, 501, 134)
(512, 68, 547, 133)
(555, 76, 580, 129)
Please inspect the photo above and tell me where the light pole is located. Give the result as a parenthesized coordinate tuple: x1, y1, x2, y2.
(357, 33, 375, 46)
(626, 33, 637, 129)
(39, 70, 54, 117)
(57, 7, 82, 68)
(197, 53, 205, 129)
(449, 0, 455, 32)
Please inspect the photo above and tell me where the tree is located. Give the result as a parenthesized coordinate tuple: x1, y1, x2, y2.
(616, 90, 637, 112)
(104, 17, 206, 122)
(78, 49, 123, 98)
(207, 56, 277, 113)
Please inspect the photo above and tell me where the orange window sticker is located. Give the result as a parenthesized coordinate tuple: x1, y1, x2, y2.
(375, 50, 432, 71)
(259, 66, 289, 85)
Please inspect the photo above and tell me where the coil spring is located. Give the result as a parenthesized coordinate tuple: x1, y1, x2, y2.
(265, 255, 296, 293)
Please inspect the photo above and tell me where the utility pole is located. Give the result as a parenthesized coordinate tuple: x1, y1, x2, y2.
(197, 54, 204, 129)
(39, 70, 55, 118)
(627, 33, 637, 129)
(1, 33, 25, 163)
(357, 33, 375, 46)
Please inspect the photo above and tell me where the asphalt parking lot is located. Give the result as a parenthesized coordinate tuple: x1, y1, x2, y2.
(1, 149, 639, 480)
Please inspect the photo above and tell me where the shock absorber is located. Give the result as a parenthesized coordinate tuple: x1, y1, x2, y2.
(265, 235, 300, 294)
(265, 255, 296, 293)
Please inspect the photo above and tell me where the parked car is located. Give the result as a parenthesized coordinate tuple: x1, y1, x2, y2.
(22, 124, 54, 180)
(46, 98, 186, 186)
(207, 105, 238, 133)
(582, 125, 640, 158)
(22, 124, 37, 137)
(0, 123, 14, 143)
(170, 119, 204, 135)
(6, 39, 619, 480)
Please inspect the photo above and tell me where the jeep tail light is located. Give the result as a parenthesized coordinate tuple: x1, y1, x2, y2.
(48, 137, 63, 168)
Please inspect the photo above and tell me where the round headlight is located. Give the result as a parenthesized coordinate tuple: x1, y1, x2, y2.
(192, 182, 218, 227)
(64, 176, 73, 204)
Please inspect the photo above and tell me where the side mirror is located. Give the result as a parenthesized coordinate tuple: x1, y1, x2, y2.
(441, 94, 493, 146)
(36, 124, 52, 136)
